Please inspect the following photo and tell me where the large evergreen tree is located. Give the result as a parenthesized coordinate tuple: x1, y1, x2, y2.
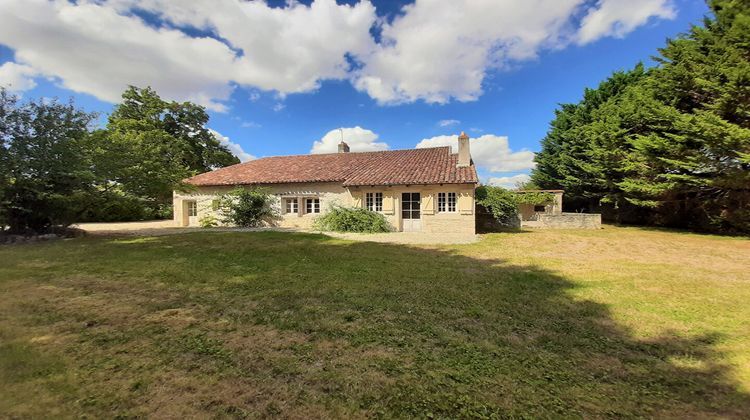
(533, 0, 750, 233)
(533, 65, 648, 216)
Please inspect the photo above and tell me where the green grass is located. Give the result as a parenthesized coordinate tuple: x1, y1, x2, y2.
(1, 227, 749, 418)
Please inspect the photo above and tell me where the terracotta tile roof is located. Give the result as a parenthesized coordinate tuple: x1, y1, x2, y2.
(185, 147, 478, 187)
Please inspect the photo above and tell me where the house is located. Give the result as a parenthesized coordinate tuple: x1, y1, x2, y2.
(173, 132, 478, 234)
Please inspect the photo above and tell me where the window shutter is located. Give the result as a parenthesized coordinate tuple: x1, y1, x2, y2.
(382, 192, 394, 215)
(421, 193, 435, 215)
(352, 190, 363, 208)
(458, 192, 473, 215)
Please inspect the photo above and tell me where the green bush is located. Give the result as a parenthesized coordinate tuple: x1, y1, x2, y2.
(313, 206, 391, 233)
(199, 214, 219, 228)
(476, 186, 555, 227)
(475, 186, 519, 226)
(218, 187, 277, 228)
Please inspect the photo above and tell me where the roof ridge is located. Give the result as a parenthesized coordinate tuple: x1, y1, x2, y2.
(254, 146, 451, 160)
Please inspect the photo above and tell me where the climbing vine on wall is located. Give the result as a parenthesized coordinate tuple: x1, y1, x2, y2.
(514, 192, 554, 205)
(476, 186, 555, 226)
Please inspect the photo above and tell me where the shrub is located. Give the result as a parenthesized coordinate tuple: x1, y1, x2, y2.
(475, 186, 519, 226)
(313, 206, 391, 233)
(476, 186, 555, 227)
(199, 214, 219, 228)
(218, 187, 277, 228)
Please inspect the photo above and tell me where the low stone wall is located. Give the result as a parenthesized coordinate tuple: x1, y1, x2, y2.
(522, 213, 601, 229)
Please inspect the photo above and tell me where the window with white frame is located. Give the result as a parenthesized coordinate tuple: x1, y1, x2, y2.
(437, 192, 457, 213)
(365, 192, 383, 212)
(284, 198, 298, 214)
(305, 198, 320, 214)
(187, 200, 197, 217)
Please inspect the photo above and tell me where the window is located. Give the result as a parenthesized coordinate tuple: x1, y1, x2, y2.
(211, 199, 220, 211)
(366, 192, 383, 212)
(187, 201, 197, 217)
(534, 205, 546, 212)
(437, 192, 457, 213)
(305, 198, 320, 214)
(284, 198, 298, 214)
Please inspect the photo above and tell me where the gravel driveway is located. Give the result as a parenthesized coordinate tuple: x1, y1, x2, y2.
(74, 220, 478, 244)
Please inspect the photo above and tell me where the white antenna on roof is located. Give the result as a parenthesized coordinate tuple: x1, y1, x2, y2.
(339, 127, 344, 142)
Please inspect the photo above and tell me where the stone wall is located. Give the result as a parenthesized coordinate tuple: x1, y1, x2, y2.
(522, 213, 601, 229)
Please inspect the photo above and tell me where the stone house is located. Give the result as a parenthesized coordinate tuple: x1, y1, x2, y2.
(173, 132, 478, 234)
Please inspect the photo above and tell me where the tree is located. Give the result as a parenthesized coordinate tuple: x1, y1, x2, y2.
(0, 89, 97, 233)
(88, 86, 240, 220)
(621, 0, 750, 231)
(532, 0, 750, 233)
(532, 65, 648, 214)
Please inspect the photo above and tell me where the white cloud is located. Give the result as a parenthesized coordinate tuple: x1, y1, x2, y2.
(354, 0, 675, 104)
(487, 174, 531, 189)
(272, 103, 286, 112)
(0, 62, 40, 92)
(438, 119, 460, 127)
(577, 0, 676, 45)
(416, 134, 535, 172)
(0, 0, 675, 107)
(210, 129, 255, 162)
(311, 126, 390, 154)
(240, 121, 261, 128)
(0, 0, 376, 111)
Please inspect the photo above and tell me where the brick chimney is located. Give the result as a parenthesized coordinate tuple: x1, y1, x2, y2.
(456, 131, 470, 167)
(338, 140, 350, 153)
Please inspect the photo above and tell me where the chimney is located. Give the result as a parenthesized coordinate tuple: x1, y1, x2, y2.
(338, 141, 350, 153)
(456, 131, 471, 167)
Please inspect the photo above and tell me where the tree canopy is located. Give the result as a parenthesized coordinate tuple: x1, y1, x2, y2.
(532, 0, 750, 233)
(0, 86, 241, 233)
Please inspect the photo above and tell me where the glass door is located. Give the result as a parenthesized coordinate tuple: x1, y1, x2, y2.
(401, 192, 421, 232)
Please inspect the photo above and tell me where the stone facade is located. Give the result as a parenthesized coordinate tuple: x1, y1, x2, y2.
(173, 182, 476, 234)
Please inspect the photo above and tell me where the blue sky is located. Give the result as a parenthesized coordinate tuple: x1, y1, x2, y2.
(0, 0, 709, 187)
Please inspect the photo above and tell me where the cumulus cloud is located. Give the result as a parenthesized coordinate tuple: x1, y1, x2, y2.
(438, 119, 460, 127)
(0, 0, 675, 107)
(0, 0, 376, 111)
(416, 134, 535, 173)
(210, 129, 255, 162)
(0, 62, 39, 92)
(487, 174, 531, 189)
(354, 0, 676, 104)
(577, 0, 676, 45)
(311, 126, 390, 154)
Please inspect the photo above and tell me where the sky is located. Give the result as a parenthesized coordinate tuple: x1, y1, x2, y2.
(0, 0, 710, 187)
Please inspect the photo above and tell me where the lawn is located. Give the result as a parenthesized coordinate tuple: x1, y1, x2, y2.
(1, 227, 749, 418)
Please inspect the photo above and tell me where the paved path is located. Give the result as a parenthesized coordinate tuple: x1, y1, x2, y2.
(74, 221, 479, 245)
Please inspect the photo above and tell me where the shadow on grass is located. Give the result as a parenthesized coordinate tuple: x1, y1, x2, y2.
(2, 230, 748, 417)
